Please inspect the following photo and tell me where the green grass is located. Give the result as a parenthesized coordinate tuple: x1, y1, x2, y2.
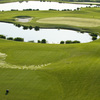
(0, 38, 100, 100)
(37, 17, 100, 27)
(0, 7, 100, 100)
(0, 7, 100, 33)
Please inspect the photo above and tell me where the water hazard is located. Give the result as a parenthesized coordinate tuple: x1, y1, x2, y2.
(0, 1, 94, 11)
(0, 22, 94, 44)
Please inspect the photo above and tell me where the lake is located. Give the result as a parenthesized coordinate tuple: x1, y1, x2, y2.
(0, 1, 94, 11)
(0, 1, 96, 43)
(0, 22, 93, 44)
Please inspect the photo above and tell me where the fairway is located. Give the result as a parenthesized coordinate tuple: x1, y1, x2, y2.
(0, 7, 100, 100)
(37, 17, 100, 27)
(0, 38, 100, 100)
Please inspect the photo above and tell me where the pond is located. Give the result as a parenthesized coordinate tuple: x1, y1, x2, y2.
(0, 1, 94, 11)
(0, 22, 94, 44)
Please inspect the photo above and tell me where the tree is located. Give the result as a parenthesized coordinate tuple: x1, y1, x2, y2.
(23, 26, 28, 30)
(65, 40, 72, 44)
(41, 39, 46, 43)
(90, 33, 98, 37)
(60, 41, 64, 44)
(0, 35, 6, 39)
(34, 26, 40, 31)
(14, 37, 24, 41)
(37, 40, 41, 43)
(29, 26, 33, 30)
(92, 36, 97, 41)
(28, 40, 34, 43)
(7, 37, 13, 40)
(72, 40, 80, 43)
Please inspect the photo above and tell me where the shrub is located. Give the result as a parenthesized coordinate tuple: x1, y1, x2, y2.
(7, 37, 13, 40)
(28, 40, 34, 43)
(0, 35, 6, 39)
(92, 36, 97, 41)
(65, 40, 72, 44)
(41, 39, 46, 43)
(72, 40, 80, 43)
(60, 41, 64, 44)
(14, 37, 24, 41)
(37, 40, 41, 43)
(29, 26, 33, 30)
(34, 26, 40, 31)
(90, 33, 98, 37)
(17, 24, 21, 28)
(23, 26, 29, 30)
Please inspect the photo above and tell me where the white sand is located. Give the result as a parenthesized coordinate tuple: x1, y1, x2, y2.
(16, 18, 32, 22)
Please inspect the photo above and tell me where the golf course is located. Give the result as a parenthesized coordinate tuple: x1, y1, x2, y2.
(0, 2, 100, 100)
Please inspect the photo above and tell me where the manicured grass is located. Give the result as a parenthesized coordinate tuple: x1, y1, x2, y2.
(0, 7, 100, 33)
(37, 17, 100, 27)
(0, 6, 100, 100)
(0, 38, 100, 100)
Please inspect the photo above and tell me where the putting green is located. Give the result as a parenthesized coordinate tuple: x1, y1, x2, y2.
(37, 17, 100, 27)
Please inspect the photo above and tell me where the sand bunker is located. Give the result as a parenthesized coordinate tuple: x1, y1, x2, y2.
(16, 17, 32, 22)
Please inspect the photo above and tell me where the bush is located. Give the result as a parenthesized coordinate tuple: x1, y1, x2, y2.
(28, 40, 34, 43)
(37, 40, 41, 43)
(41, 39, 46, 43)
(72, 40, 80, 43)
(34, 26, 40, 31)
(65, 40, 72, 44)
(7, 37, 13, 40)
(92, 36, 97, 41)
(0, 35, 6, 39)
(29, 26, 33, 30)
(23, 26, 29, 30)
(14, 24, 21, 28)
(17, 24, 21, 28)
(60, 41, 64, 44)
(90, 33, 98, 37)
(14, 37, 24, 41)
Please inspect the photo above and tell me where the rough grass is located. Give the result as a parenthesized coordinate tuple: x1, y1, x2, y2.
(37, 17, 100, 27)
